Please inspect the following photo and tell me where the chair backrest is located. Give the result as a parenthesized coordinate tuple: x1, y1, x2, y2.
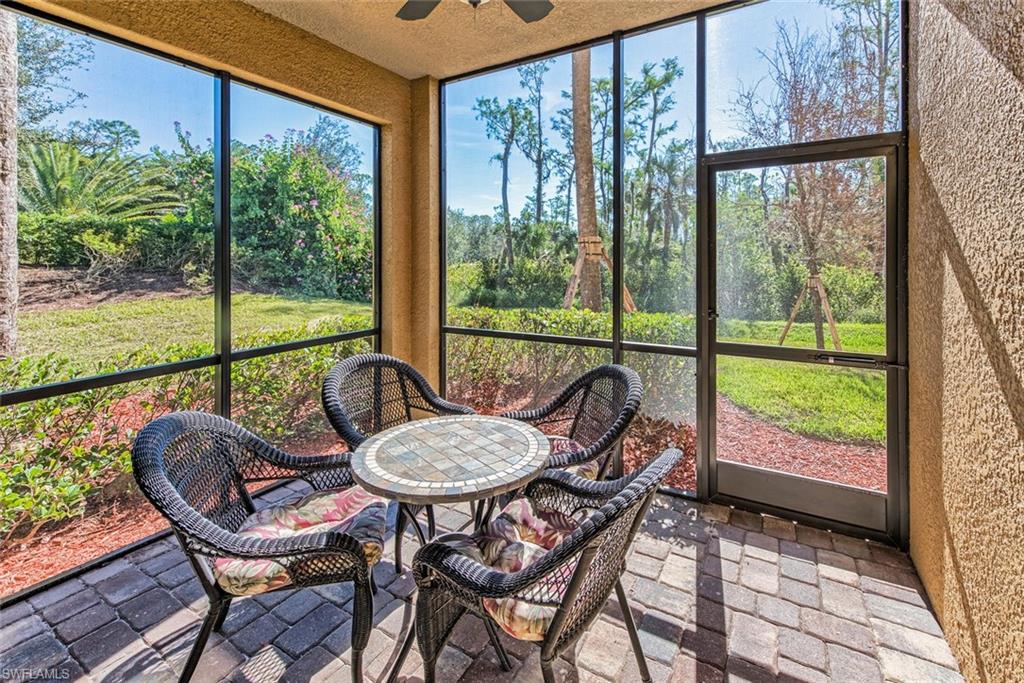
(322, 353, 459, 447)
(568, 365, 641, 446)
(132, 412, 274, 535)
(544, 448, 682, 654)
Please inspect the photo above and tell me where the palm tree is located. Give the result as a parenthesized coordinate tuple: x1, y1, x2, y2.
(20, 142, 180, 222)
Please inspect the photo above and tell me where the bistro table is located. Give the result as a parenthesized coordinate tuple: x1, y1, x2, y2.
(351, 413, 551, 532)
(349, 414, 551, 682)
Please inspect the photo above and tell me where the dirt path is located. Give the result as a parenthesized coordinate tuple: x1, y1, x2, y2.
(18, 266, 204, 313)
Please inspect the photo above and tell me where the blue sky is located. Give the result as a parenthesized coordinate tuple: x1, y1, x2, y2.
(446, 0, 840, 216)
(46, 34, 376, 177)
(37, 0, 857, 218)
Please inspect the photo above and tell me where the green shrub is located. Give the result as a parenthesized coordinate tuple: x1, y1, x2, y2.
(446, 306, 696, 419)
(229, 130, 374, 301)
(17, 212, 136, 267)
(465, 257, 571, 309)
(446, 262, 481, 307)
(0, 317, 370, 536)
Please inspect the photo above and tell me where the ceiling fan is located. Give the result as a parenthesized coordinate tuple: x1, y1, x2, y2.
(396, 0, 555, 23)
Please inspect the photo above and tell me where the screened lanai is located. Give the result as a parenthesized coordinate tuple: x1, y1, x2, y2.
(0, 1, 1020, 682)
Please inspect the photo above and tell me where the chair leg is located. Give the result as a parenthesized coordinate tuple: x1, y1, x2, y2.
(483, 618, 513, 671)
(212, 597, 232, 632)
(370, 571, 378, 595)
(350, 649, 362, 683)
(426, 504, 436, 538)
(350, 577, 373, 683)
(394, 506, 408, 574)
(422, 657, 437, 683)
(616, 579, 652, 683)
(540, 657, 556, 683)
(179, 597, 226, 682)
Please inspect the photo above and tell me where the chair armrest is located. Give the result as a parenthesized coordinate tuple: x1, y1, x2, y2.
(524, 467, 642, 516)
(500, 392, 572, 425)
(427, 395, 476, 416)
(413, 531, 591, 601)
(181, 508, 368, 562)
(244, 443, 356, 491)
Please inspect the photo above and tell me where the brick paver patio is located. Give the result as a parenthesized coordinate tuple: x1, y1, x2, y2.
(0, 481, 963, 682)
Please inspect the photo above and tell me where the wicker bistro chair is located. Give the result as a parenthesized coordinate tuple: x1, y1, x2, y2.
(321, 353, 475, 570)
(502, 364, 643, 481)
(132, 412, 387, 683)
(409, 448, 684, 683)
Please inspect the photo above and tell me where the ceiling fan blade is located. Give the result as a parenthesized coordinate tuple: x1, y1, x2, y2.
(396, 0, 442, 20)
(505, 0, 554, 23)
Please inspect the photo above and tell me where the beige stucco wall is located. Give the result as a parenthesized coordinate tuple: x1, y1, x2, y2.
(408, 76, 441, 387)
(907, 1, 1024, 680)
(21, 0, 421, 365)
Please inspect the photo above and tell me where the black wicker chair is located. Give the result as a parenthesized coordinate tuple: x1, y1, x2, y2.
(408, 448, 683, 683)
(321, 353, 475, 570)
(132, 412, 381, 683)
(502, 364, 643, 481)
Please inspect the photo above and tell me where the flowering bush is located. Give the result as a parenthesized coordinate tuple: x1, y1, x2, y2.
(230, 129, 374, 301)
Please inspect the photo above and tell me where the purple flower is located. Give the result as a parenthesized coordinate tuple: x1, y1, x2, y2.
(309, 199, 319, 207)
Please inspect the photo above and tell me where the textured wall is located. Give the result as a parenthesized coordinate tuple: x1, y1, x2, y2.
(408, 77, 441, 387)
(907, 1, 1024, 681)
(21, 0, 417, 363)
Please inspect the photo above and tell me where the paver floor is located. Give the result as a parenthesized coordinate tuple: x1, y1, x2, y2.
(0, 482, 963, 682)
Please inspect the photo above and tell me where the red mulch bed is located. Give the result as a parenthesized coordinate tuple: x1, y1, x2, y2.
(1, 387, 886, 599)
(716, 396, 887, 492)
(0, 430, 346, 599)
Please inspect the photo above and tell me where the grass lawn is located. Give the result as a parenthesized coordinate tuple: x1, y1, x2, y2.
(714, 318, 887, 444)
(718, 319, 886, 355)
(717, 356, 886, 443)
(16, 298, 887, 444)
(18, 292, 373, 367)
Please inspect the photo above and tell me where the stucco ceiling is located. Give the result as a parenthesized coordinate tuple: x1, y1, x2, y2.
(240, 0, 724, 80)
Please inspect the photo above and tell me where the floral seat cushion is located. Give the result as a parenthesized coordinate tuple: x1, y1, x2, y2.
(439, 497, 582, 641)
(549, 436, 602, 480)
(213, 486, 387, 596)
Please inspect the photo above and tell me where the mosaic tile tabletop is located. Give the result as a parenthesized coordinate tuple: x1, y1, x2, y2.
(351, 415, 551, 504)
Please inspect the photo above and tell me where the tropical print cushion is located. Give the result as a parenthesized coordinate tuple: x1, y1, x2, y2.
(438, 497, 581, 641)
(213, 486, 387, 596)
(550, 436, 602, 480)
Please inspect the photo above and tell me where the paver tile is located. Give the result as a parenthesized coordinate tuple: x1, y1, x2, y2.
(864, 593, 944, 636)
(828, 643, 883, 682)
(778, 627, 826, 670)
(879, 647, 964, 682)
(871, 618, 959, 669)
(728, 612, 778, 673)
(0, 498, 960, 683)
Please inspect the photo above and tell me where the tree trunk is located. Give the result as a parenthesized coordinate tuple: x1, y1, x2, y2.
(572, 50, 601, 311)
(0, 13, 17, 357)
(533, 96, 543, 224)
(808, 259, 826, 349)
(500, 131, 515, 269)
(642, 91, 660, 255)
